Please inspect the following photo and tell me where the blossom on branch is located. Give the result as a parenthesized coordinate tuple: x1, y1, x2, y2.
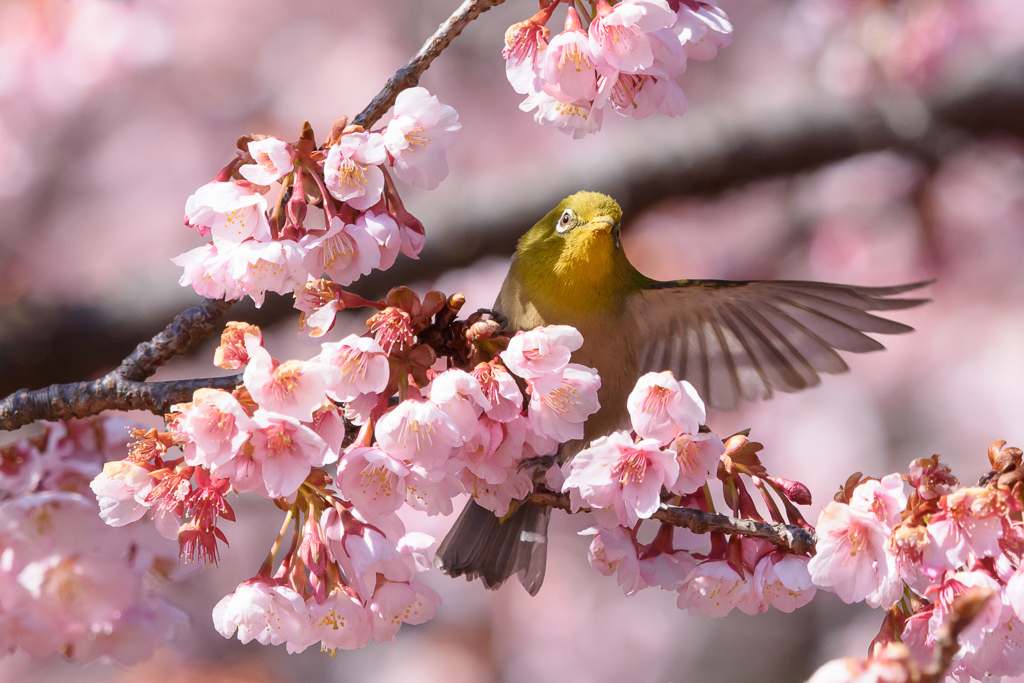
(323, 131, 387, 211)
(383, 87, 461, 190)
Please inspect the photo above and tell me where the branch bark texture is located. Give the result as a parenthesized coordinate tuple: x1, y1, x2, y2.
(527, 490, 817, 555)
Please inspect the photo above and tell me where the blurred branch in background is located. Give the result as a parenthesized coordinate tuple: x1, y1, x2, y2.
(2, 57, 1020, 397)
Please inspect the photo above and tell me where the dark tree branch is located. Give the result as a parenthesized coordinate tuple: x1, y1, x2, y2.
(0, 0, 510, 431)
(115, 298, 233, 382)
(527, 490, 817, 555)
(0, 373, 243, 430)
(353, 0, 507, 130)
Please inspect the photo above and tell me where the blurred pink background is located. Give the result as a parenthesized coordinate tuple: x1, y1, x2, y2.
(2, 0, 1024, 680)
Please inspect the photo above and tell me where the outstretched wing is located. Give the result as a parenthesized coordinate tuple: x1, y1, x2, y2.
(632, 280, 931, 412)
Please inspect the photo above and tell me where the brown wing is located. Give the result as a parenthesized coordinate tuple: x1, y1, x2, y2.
(632, 280, 931, 412)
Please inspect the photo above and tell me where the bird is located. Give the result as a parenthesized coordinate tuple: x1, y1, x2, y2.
(436, 190, 930, 596)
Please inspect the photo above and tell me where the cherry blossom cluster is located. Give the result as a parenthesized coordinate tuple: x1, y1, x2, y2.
(557, 371, 817, 616)
(173, 86, 460, 307)
(503, 0, 732, 138)
(0, 419, 186, 664)
(90, 296, 604, 652)
(808, 441, 1024, 681)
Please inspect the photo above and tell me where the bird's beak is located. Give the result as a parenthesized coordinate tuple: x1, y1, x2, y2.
(588, 216, 616, 234)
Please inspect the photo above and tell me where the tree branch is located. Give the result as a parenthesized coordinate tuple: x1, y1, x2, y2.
(115, 298, 233, 382)
(527, 490, 817, 555)
(353, 0, 507, 130)
(0, 0, 509, 431)
(0, 373, 243, 430)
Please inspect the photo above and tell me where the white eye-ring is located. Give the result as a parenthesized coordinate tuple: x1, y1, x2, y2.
(557, 209, 574, 233)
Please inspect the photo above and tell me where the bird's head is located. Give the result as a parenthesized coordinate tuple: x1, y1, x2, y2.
(514, 191, 638, 315)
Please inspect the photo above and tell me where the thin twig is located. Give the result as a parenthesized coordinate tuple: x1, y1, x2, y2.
(353, 0, 507, 129)
(526, 489, 817, 554)
(922, 587, 995, 683)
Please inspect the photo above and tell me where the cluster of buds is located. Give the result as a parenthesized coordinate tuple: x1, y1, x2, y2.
(0, 420, 186, 664)
(808, 441, 1024, 681)
(90, 292, 609, 652)
(504, 0, 732, 138)
(558, 371, 817, 615)
(173, 87, 460, 307)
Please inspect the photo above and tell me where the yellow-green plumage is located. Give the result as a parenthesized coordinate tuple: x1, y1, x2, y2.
(438, 190, 931, 595)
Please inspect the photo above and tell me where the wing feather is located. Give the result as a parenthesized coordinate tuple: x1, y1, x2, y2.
(633, 279, 931, 411)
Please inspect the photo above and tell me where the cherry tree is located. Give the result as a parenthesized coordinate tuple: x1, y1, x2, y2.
(1, 0, 1024, 681)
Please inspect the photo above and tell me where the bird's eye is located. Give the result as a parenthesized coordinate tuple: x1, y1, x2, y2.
(557, 209, 574, 233)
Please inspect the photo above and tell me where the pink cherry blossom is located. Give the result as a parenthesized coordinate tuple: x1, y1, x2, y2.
(585, 525, 644, 596)
(598, 70, 688, 120)
(176, 389, 253, 471)
(299, 215, 380, 286)
(315, 334, 390, 403)
(543, 8, 598, 102)
(360, 210, 402, 270)
(527, 364, 601, 442)
(172, 242, 242, 301)
(404, 467, 459, 516)
(383, 86, 461, 190)
(206, 440, 267, 495)
(323, 131, 387, 210)
(341, 527, 418, 601)
(369, 580, 441, 644)
(458, 467, 533, 517)
(563, 430, 678, 525)
(453, 414, 525, 485)
(243, 344, 327, 423)
(808, 501, 891, 603)
(0, 440, 43, 497)
(429, 369, 491, 439)
(806, 643, 917, 683)
(14, 551, 139, 653)
(239, 136, 295, 186)
(638, 549, 699, 591)
(249, 411, 330, 498)
(375, 399, 462, 470)
(503, 7, 553, 95)
(671, 1, 733, 61)
(307, 588, 372, 653)
(627, 371, 705, 443)
(850, 473, 908, 527)
(213, 579, 311, 653)
(229, 238, 307, 307)
(336, 446, 409, 520)
(923, 486, 1004, 571)
(501, 325, 583, 387)
(927, 570, 1005, 670)
(90, 460, 154, 527)
(667, 430, 724, 495)
(519, 90, 604, 139)
(185, 181, 272, 247)
(752, 553, 816, 613)
(450, 416, 502, 478)
(472, 362, 524, 422)
(588, 0, 677, 74)
(679, 559, 755, 617)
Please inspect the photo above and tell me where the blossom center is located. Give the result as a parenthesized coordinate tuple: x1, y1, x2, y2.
(269, 361, 303, 400)
(613, 447, 649, 484)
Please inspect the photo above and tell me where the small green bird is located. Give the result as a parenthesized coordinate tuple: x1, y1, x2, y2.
(437, 190, 929, 595)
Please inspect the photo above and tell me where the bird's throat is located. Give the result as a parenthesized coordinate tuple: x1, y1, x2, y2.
(518, 230, 634, 321)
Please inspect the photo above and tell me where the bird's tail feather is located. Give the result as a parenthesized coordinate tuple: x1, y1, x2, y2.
(435, 499, 550, 596)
